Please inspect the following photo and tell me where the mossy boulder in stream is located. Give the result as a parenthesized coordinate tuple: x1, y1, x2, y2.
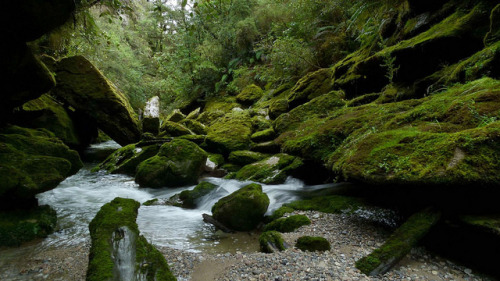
(233, 154, 303, 184)
(205, 111, 254, 155)
(50, 55, 141, 146)
(0, 205, 57, 247)
(228, 150, 268, 166)
(94, 144, 160, 176)
(135, 139, 207, 188)
(87, 197, 176, 281)
(0, 126, 82, 208)
(167, 181, 218, 208)
(211, 183, 270, 231)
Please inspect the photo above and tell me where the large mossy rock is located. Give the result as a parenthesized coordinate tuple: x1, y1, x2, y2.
(259, 231, 287, 253)
(295, 236, 331, 252)
(167, 181, 218, 209)
(135, 139, 207, 188)
(263, 215, 311, 233)
(236, 84, 264, 105)
(19, 94, 81, 148)
(356, 208, 441, 276)
(233, 154, 303, 184)
(50, 56, 141, 146)
(94, 144, 160, 176)
(0, 126, 82, 209)
(160, 121, 192, 137)
(287, 68, 334, 109)
(211, 183, 270, 231)
(0, 205, 57, 247)
(205, 111, 254, 155)
(87, 198, 176, 281)
(228, 150, 268, 166)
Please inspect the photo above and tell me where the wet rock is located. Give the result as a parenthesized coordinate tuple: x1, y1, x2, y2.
(234, 154, 303, 184)
(160, 121, 193, 137)
(228, 150, 269, 166)
(264, 215, 312, 233)
(93, 143, 160, 176)
(168, 181, 218, 209)
(142, 96, 160, 135)
(205, 111, 253, 155)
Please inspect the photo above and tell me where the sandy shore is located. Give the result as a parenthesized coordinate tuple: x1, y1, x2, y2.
(0, 210, 494, 281)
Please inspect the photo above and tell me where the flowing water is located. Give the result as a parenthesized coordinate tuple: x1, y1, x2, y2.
(33, 141, 339, 253)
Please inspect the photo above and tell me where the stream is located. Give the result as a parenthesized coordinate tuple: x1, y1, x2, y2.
(31, 141, 338, 254)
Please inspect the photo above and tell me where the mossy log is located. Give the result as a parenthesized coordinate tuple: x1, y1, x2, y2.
(355, 208, 441, 276)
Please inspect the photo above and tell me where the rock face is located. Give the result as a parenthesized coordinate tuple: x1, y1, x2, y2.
(50, 56, 141, 146)
(211, 183, 270, 231)
(0, 126, 82, 209)
(135, 139, 207, 188)
(87, 197, 176, 281)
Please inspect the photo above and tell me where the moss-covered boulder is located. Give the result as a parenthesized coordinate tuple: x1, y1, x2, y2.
(236, 84, 264, 105)
(19, 94, 82, 148)
(251, 141, 281, 154)
(251, 128, 276, 143)
(284, 195, 363, 214)
(296, 236, 331, 252)
(205, 111, 254, 155)
(168, 181, 218, 209)
(0, 126, 82, 208)
(50, 56, 141, 146)
(0, 205, 57, 247)
(259, 231, 287, 253)
(211, 183, 270, 231)
(269, 99, 289, 120)
(87, 198, 176, 281)
(94, 144, 160, 176)
(228, 150, 268, 166)
(234, 154, 303, 184)
(263, 215, 311, 233)
(166, 109, 186, 123)
(160, 121, 193, 137)
(135, 139, 207, 188)
(287, 68, 334, 109)
(355, 208, 440, 276)
(181, 119, 207, 135)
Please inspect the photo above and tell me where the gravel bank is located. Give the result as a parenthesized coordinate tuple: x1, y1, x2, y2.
(0, 210, 494, 281)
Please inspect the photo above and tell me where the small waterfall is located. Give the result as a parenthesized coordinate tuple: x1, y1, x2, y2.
(112, 226, 137, 281)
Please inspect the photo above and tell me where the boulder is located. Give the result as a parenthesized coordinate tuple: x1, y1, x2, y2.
(0, 126, 82, 209)
(205, 111, 254, 155)
(0, 205, 57, 247)
(160, 121, 193, 137)
(18, 94, 81, 148)
(168, 181, 218, 209)
(296, 236, 331, 252)
(50, 56, 141, 146)
(287, 68, 334, 109)
(94, 144, 160, 176)
(259, 231, 288, 253)
(186, 107, 201, 119)
(228, 150, 268, 166)
(211, 183, 270, 231)
(181, 119, 207, 135)
(234, 154, 303, 184)
(251, 128, 276, 142)
(236, 84, 264, 105)
(263, 215, 311, 233)
(87, 198, 176, 281)
(135, 139, 207, 188)
(166, 109, 186, 123)
(142, 96, 160, 135)
(269, 99, 289, 119)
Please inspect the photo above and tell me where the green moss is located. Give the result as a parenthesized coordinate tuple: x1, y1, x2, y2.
(263, 215, 311, 233)
(0, 205, 57, 247)
(135, 139, 207, 188)
(22, 94, 81, 147)
(221, 163, 241, 173)
(87, 198, 175, 281)
(259, 231, 286, 253)
(94, 144, 160, 176)
(236, 84, 264, 105)
(251, 115, 272, 131)
(287, 68, 334, 108)
(203, 97, 240, 113)
(177, 181, 218, 208)
(355, 208, 440, 276)
(295, 236, 331, 252)
(181, 119, 207, 135)
(142, 199, 159, 206)
(205, 111, 254, 155)
(0, 126, 82, 200)
(212, 183, 270, 231)
(166, 109, 186, 123)
(285, 195, 362, 214)
(460, 214, 500, 235)
(228, 150, 268, 166)
(208, 153, 225, 167)
(251, 128, 276, 142)
(159, 121, 193, 137)
(178, 134, 206, 145)
(196, 111, 226, 125)
(52, 56, 140, 146)
(234, 154, 303, 184)
(269, 99, 289, 119)
(267, 206, 295, 222)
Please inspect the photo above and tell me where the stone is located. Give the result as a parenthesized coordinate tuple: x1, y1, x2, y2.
(259, 231, 288, 253)
(160, 121, 193, 137)
(295, 236, 331, 252)
(228, 150, 268, 166)
(264, 215, 312, 233)
(211, 183, 270, 231)
(87, 198, 176, 281)
(236, 84, 264, 105)
(205, 111, 254, 155)
(50, 56, 141, 146)
(135, 139, 207, 188)
(166, 109, 186, 123)
(142, 96, 160, 135)
(93, 144, 160, 176)
(234, 154, 303, 184)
